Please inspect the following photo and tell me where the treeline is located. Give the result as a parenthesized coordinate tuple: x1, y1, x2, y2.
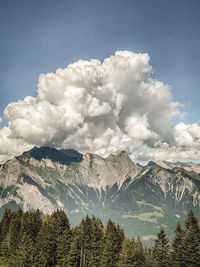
(0, 209, 200, 266)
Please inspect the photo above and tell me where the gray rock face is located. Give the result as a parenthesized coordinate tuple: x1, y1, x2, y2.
(79, 151, 139, 189)
(0, 149, 139, 214)
(0, 147, 200, 242)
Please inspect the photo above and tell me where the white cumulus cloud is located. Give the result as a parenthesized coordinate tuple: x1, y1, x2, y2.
(0, 50, 199, 163)
(175, 122, 200, 148)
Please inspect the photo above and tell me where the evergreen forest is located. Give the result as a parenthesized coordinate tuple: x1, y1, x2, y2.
(0, 208, 200, 266)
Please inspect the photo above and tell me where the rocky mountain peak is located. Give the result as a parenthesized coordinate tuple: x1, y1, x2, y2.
(82, 153, 105, 168)
(106, 150, 134, 165)
(79, 151, 139, 189)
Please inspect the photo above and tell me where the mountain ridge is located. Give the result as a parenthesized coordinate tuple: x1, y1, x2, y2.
(146, 160, 200, 173)
(1, 146, 200, 243)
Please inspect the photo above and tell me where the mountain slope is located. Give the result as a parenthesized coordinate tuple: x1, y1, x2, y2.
(0, 147, 200, 243)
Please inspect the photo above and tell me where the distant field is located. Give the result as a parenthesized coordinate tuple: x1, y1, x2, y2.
(122, 211, 164, 223)
(122, 200, 164, 223)
(136, 200, 163, 212)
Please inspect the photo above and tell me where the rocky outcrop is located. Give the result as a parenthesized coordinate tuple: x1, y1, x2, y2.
(80, 151, 140, 189)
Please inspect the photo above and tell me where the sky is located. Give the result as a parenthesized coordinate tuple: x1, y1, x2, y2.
(0, 0, 200, 164)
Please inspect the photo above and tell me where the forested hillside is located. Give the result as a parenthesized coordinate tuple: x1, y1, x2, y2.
(0, 209, 200, 266)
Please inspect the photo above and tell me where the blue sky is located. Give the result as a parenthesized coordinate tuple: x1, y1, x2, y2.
(0, 0, 200, 163)
(1, 0, 200, 124)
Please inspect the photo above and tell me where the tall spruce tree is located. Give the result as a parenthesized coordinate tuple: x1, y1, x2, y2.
(9, 210, 42, 266)
(153, 227, 169, 267)
(144, 247, 155, 267)
(79, 215, 94, 267)
(68, 227, 81, 267)
(100, 219, 124, 267)
(11, 232, 34, 267)
(0, 209, 12, 241)
(6, 208, 23, 258)
(56, 226, 72, 266)
(132, 237, 146, 266)
(181, 210, 200, 267)
(119, 237, 146, 267)
(34, 215, 57, 266)
(0, 208, 12, 258)
(87, 216, 104, 267)
(118, 238, 135, 267)
(50, 210, 71, 265)
(171, 222, 184, 267)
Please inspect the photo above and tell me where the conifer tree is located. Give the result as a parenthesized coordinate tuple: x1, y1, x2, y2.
(6, 208, 23, 258)
(51, 210, 70, 237)
(11, 232, 34, 267)
(0, 233, 10, 260)
(34, 216, 57, 266)
(79, 215, 93, 267)
(68, 227, 81, 267)
(20, 211, 38, 239)
(9, 210, 42, 266)
(56, 227, 72, 266)
(144, 247, 155, 267)
(181, 210, 200, 267)
(119, 237, 146, 267)
(118, 238, 135, 266)
(0, 208, 12, 242)
(0, 208, 12, 257)
(100, 219, 124, 267)
(153, 227, 169, 267)
(51, 210, 71, 265)
(132, 237, 146, 266)
(68, 215, 104, 267)
(171, 222, 184, 267)
(88, 216, 104, 267)
(30, 209, 43, 238)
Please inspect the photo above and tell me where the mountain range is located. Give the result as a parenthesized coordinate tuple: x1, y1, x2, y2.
(0, 146, 200, 244)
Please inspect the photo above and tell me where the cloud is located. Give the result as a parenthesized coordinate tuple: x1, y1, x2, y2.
(175, 122, 200, 148)
(0, 50, 199, 163)
(135, 123, 200, 163)
(0, 127, 32, 162)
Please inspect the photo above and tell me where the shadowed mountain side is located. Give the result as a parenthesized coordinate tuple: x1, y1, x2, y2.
(24, 146, 83, 165)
